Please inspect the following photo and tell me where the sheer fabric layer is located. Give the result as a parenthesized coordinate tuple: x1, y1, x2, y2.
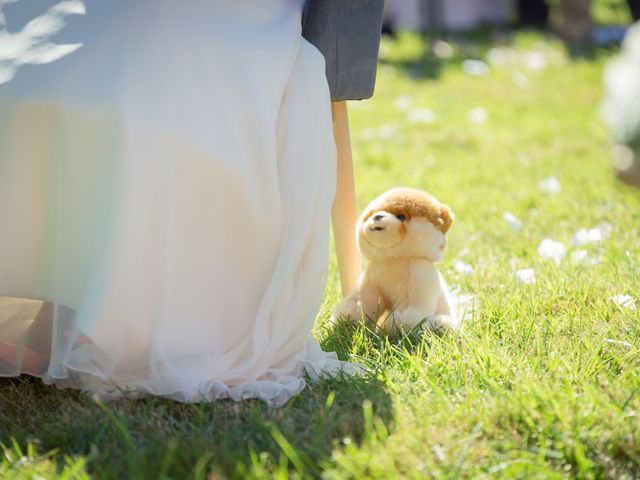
(0, 0, 348, 406)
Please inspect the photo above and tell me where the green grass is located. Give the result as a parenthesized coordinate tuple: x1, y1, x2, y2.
(2, 27, 640, 479)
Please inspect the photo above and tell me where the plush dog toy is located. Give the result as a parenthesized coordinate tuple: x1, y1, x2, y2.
(332, 187, 459, 332)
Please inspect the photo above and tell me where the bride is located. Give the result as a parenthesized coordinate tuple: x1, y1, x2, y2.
(0, 0, 364, 406)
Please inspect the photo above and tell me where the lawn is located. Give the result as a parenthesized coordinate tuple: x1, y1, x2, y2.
(2, 21, 640, 480)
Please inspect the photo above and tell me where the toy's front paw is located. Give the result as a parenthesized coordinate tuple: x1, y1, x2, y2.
(330, 296, 361, 325)
(331, 286, 387, 327)
(387, 308, 459, 334)
(390, 306, 429, 331)
(424, 314, 459, 333)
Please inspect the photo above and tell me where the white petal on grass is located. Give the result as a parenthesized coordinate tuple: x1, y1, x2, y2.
(449, 287, 477, 324)
(516, 268, 535, 284)
(454, 260, 474, 276)
(503, 212, 522, 231)
(575, 252, 602, 266)
(468, 107, 488, 124)
(370, 143, 384, 155)
(538, 176, 562, 194)
(572, 227, 604, 246)
(612, 295, 637, 310)
(537, 239, 565, 264)
(408, 107, 435, 124)
(516, 151, 531, 164)
(423, 155, 437, 167)
(487, 47, 510, 66)
(512, 71, 530, 89)
(393, 95, 413, 112)
(604, 338, 633, 348)
(597, 221, 614, 237)
(590, 255, 603, 266)
(570, 249, 589, 264)
(462, 59, 489, 77)
(377, 124, 397, 139)
(522, 50, 548, 72)
(570, 222, 613, 247)
(380, 64, 397, 78)
(433, 40, 454, 59)
(433, 444, 446, 462)
(359, 127, 376, 141)
(459, 294, 478, 323)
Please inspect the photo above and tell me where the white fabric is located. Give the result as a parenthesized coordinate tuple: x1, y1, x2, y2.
(0, 0, 349, 406)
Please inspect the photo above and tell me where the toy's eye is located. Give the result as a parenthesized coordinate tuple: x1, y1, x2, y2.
(395, 214, 406, 221)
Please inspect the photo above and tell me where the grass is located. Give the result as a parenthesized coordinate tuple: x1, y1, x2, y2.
(2, 19, 640, 480)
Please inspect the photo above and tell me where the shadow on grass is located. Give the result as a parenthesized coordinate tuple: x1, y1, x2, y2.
(0, 334, 393, 479)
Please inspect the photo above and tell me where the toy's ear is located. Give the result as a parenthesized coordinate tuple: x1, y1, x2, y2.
(439, 204, 454, 234)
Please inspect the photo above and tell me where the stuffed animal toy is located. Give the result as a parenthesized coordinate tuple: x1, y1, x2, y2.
(332, 187, 459, 332)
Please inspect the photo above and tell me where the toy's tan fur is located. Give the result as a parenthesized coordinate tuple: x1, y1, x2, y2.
(332, 187, 458, 332)
(361, 188, 454, 234)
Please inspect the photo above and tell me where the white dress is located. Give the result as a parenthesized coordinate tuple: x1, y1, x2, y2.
(0, 0, 348, 406)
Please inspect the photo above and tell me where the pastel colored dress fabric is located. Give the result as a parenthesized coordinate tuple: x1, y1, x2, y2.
(0, 0, 352, 406)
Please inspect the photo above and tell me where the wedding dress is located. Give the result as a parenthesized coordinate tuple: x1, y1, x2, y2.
(0, 0, 348, 406)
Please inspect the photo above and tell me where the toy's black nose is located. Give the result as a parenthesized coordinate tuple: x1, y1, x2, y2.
(373, 214, 384, 222)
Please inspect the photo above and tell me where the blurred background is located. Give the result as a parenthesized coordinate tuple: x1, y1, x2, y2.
(344, 0, 640, 217)
(382, 0, 637, 51)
